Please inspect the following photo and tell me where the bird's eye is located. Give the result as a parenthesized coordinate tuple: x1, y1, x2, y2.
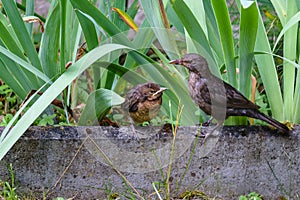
(149, 90, 155, 94)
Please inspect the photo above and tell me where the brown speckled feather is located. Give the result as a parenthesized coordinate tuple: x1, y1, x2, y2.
(170, 53, 289, 133)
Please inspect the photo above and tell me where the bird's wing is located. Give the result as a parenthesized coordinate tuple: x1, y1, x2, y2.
(189, 74, 214, 105)
(203, 76, 259, 110)
(128, 102, 139, 112)
(223, 81, 259, 109)
(124, 88, 145, 113)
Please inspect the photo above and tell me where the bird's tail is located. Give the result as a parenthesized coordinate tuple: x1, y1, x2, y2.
(252, 111, 290, 134)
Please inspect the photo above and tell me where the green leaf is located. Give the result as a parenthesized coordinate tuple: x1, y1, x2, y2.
(203, 1, 223, 63)
(211, 0, 236, 86)
(0, 43, 132, 161)
(2, 1, 43, 73)
(39, 3, 60, 78)
(254, 4, 284, 120)
(171, 0, 220, 77)
(239, 1, 258, 97)
(95, 62, 147, 84)
(140, 0, 179, 59)
(0, 46, 51, 84)
(75, 10, 98, 51)
(0, 20, 25, 59)
(0, 54, 29, 98)
(78, 89, 125, 125)
(282, 0, 298, 121)
(38, 114, 56, 126)
(70, 0, 133, 47)
(237, 0, 258, 125)
(273, 11, 300, 52)
(25, 0, 35, 34)
(269, 0, 286, 25)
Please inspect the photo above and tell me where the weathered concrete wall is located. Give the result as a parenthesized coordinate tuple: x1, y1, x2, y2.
(0, 125, 299, 199)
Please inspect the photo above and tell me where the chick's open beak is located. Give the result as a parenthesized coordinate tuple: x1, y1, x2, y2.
(169, 59, 182, 65)
(152, 87, 167, 96)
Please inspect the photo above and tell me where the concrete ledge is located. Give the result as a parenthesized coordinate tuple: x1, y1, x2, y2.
(0, 125, 299, 199)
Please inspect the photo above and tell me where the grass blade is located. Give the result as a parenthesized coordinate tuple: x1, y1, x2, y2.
(0, 44, 133, 161)
(2, 1, 43, 74)
(0, 46, 51, 84)
(171, 0, 220, 77)
(39, 3, 60, 78)
(239, 1, 258, 97)
(211, 0, 236, 86)
(254, 4, 284, 120)
(282, 0, 298, 121)
(78, 89, 125, 125)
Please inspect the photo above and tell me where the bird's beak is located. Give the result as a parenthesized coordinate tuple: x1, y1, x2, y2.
(169, 59, 182, 65)
(152, 87, 167, 96)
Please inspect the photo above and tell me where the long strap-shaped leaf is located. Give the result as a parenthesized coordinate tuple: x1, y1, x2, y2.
(0, 44, 130, 161)
(253, 3, 284, 120)
(2, 1, 43, 82)
(171, 0, 220, 77)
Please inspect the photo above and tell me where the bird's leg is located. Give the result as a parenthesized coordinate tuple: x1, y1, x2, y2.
(124, 118, 160, 140)
(129, 124, 141, 140)
(126, 118, 144, 140)
(202, 117, 214, 126)
(201, 122, 222, 144)
(196, 117, 216, 138)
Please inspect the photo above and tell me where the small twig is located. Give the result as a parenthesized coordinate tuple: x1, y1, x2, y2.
(46, 137, 88, 197)
(158, 0, 170, 29)
(265, 158, 288, 196)
(88, 136, 144, 200)
(166, 102, 184, 200)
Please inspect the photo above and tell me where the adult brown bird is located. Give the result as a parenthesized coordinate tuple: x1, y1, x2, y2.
(170, 53, 289, 133)
(123, 82, 167, 124)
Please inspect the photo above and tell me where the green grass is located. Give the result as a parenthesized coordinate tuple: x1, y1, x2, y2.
(0, 163, 18, 200)
(239, 192, 263, 200)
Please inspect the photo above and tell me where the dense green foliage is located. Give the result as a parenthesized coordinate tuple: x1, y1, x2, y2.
(0, 0, 299, 162)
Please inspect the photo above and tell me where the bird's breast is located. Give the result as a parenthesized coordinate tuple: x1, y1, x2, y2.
(129, 99, 162, 123)
(188, 73, 207, 99)
(188, 72, 212, 115)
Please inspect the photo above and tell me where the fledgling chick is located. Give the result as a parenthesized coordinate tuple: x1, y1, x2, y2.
(124, 82, 167, 124)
